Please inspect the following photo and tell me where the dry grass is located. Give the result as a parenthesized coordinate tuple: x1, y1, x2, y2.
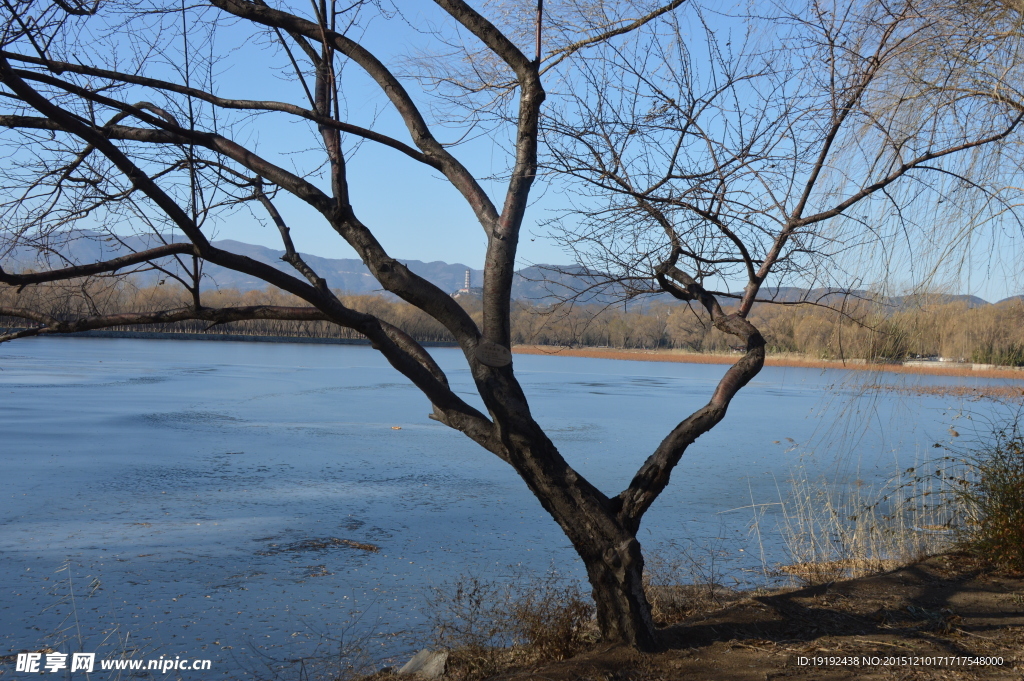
(865, 383, 1024, 400)
(425, 568, 595, 680)
(513, 345, 742, 365)
(778, 465, 962, 585)
(954, 424, 1024, 572)
(642, 543, 740, 625)
(13, 561, 158, 681)
(254, 536, 380, 555)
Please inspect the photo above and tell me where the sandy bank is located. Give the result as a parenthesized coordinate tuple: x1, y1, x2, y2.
(512, 345, 1024, 381)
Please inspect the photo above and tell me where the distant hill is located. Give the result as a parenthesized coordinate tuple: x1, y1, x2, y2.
(4, 231, 610, 302)
(746, 287, 867, 305)
(197, 239, 482, 295)
(888, 293, 991, 309)
(744, 287, 991, 309)
(5, 232, 1009, 307)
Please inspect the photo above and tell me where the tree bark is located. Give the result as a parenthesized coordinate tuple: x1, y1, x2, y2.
(525, 464, 659, 650)
(582, 532, 657, 650)
(482, 379, 660, 648)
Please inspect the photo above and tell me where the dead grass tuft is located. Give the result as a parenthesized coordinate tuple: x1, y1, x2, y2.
(426, 568, 595, 679)
(255, 537, 380, 555)
(642, 544, 738, 624)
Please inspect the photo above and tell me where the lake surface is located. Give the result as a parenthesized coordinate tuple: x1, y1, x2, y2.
(1, 338, 1019, 676)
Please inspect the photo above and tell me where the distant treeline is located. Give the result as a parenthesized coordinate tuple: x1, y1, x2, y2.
(3, 281, 1024, 366)
(510, 295, 1024, 366)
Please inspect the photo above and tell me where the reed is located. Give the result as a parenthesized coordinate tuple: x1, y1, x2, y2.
(778, 462, 962, 585)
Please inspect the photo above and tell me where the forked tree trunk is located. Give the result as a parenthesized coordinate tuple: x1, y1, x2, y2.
(492, 417, 660, 650)
(475, 309, 765, 651)
(488, 321, 765, 651)
(550, 507, 658, 650)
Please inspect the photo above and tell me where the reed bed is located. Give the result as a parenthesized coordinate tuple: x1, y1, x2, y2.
(777, 464, 963, 585)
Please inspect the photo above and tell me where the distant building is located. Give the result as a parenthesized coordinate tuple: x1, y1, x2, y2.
(452, 269, 483, 298)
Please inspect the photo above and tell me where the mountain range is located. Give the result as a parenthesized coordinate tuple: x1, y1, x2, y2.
(5, 231, 1018, 307)
(5, 231, 601, 302)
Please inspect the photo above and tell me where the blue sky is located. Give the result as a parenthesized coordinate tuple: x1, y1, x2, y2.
(184, 3, 1022, 303)
(194, 3, 568, 271)
(13, 1, 1017, 303)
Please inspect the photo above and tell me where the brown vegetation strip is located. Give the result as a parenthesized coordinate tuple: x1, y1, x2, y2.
(512, 345, 1024, 381)
(867, 384, 1024, 400)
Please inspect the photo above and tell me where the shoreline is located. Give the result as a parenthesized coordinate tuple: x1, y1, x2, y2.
(5, 329, 459, 347)
(10, 330, 1024, 382)
(511, 345, 1024, 381)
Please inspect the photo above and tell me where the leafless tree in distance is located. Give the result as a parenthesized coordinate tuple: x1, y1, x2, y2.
(1, 0, 1022, 650)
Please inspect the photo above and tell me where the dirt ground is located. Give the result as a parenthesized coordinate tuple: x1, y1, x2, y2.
(480, 555, 1024, 680)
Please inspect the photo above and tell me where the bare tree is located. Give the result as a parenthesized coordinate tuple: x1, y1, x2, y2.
(544, 0, 1024, 305)
(0, 0, 1021, 651)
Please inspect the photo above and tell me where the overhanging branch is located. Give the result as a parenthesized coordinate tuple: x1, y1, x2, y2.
(0, 243, 196, 286)
(611, 265, 766, 530)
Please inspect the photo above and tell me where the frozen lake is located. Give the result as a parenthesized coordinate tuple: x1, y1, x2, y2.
(1, 337, 1017, 676)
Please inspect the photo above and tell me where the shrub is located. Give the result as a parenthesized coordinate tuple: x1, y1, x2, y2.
(956, 424, 1024, 572)
(427, 568, 594, 678)
(642, 542, 731, 624)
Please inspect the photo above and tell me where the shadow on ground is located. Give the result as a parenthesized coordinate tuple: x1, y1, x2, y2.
(486, 554, 1024, 680)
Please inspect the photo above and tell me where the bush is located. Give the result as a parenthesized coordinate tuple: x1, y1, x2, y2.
(427, 568, 594, 678)
(642, 542, 731, 624)
(957, 424, 1024, 572)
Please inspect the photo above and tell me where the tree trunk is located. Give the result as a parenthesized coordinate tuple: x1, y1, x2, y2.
(479, 376, 662, 649)
(582, 534, 659, 651)
(505, 450, 660, 649)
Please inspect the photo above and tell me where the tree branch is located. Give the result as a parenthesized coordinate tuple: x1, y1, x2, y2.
(0, 243, 195, 286)
(432, 0, 534, 78)
(209, 0, 500, 235)
(0, 304, 328, 338)
(611, 265, 766, 530)
(541, 0, 688, 74)
(0, 51, 490, 412)
(794, 112, 1024, 228)
(0, 51, 441, 168)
